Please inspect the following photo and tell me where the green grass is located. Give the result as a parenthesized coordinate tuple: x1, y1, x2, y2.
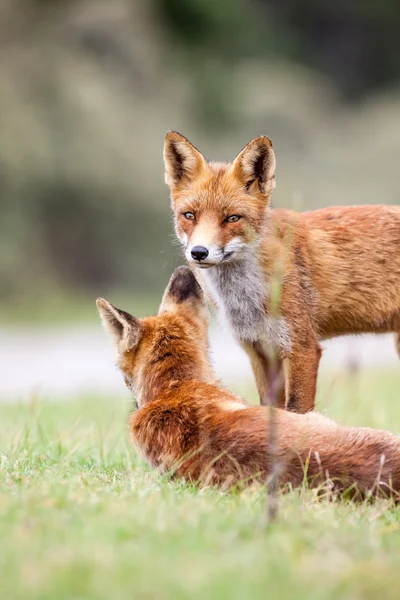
(1, 370, 400, 599)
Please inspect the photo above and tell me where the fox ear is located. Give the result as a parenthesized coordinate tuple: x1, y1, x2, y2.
(232, 136, 276, 196)
(159, 266, 207, 316)
(96, 298, 141, 352)
(164, 131, 206, 188)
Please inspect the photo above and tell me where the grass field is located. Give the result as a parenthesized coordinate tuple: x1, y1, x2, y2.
(1, 369, 400, 600)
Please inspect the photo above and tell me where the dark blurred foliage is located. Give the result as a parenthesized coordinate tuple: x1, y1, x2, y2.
(261, 0, 400, 100)
(158, 0, 400, 100)
(0, 0, 399, 309)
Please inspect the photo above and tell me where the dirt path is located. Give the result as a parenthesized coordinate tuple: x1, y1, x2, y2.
(0, 325, 397, 400)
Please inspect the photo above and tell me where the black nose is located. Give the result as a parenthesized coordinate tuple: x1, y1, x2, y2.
(191, 246, 209, 261)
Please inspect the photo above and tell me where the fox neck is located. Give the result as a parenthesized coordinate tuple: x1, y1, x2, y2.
(136, 344, 215, 406)
(201, 247, 291, 352)
(202, 248, 267, 342)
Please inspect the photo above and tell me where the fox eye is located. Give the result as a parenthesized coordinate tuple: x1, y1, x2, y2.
(226, 215, 241, 223)
(183, 212, 195, 221)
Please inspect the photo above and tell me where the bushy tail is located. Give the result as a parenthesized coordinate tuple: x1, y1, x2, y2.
(394, 333, 400, 359)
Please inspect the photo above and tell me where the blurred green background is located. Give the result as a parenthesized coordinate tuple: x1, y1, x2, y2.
(1, 9, 400, 593)
(1, 0, 400, 320)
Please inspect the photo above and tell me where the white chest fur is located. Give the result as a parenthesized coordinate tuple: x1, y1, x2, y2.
(202, 258, 291, 352)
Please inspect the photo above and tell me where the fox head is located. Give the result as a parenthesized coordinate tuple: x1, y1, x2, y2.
(164, 131, 276, 269)
(96, 266, 214, 407)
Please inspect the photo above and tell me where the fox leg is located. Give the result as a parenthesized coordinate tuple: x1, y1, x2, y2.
(285, 343, 322, 413)
(241, 341, 285, 408)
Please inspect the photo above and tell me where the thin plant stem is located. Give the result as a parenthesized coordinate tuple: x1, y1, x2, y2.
(265, 348, 285, 524)
(264, 221, 293, 525)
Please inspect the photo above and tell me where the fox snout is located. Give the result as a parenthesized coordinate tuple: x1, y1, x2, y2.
(183, 222, 226, 267)
(185, 236, 246, 268)
(190, 245, 209, 261)
(185, 240, 225, 268)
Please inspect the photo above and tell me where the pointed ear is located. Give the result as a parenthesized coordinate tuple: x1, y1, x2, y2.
(164, 131, 206, 188)
(96, 298, 141, 352)
(232, 136, 276, 196)
(159, 266, 207, 316)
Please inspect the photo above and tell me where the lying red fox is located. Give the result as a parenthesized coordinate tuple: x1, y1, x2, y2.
(163, 131, 400, 413)
(97, 266, 400, 496)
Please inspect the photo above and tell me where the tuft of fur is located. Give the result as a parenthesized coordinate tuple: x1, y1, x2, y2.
(164, 132, 400, 413)
(97, 267, 400, 497)
(202, 250, 291, 351)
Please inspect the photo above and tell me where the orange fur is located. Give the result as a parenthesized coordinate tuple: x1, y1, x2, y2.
(97, 267, 400, 497)
(164, 132, 400, 413)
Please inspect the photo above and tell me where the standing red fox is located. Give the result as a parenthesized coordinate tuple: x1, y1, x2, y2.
(163, 131, 400, 413)
(97, 266, 400, 496)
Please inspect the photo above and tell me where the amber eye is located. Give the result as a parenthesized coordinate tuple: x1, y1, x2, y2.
(226, 215, 241, 223)
(183, 212, 195, 221)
